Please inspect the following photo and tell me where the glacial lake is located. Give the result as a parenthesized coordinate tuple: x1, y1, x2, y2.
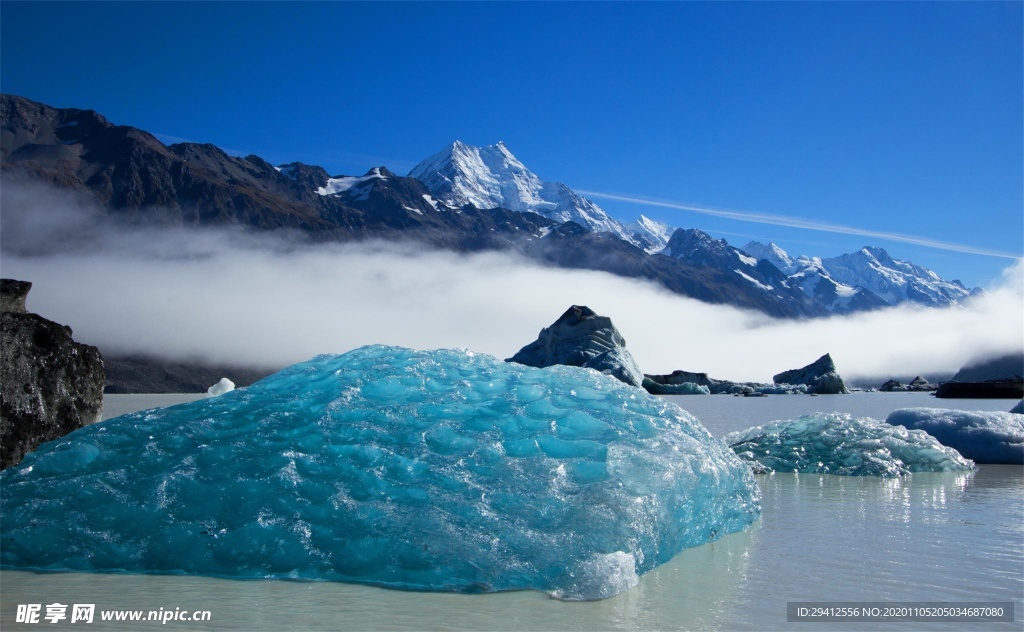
(1, 392, 1020, 631)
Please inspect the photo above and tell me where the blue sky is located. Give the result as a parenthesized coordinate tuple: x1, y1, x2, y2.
(2, 1, 1020, 288)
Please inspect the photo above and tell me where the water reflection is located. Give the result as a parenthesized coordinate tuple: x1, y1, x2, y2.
(2, 466, 1019, 631)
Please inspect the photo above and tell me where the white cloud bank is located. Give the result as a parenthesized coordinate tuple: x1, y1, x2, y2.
(2, 180, 1022, 383)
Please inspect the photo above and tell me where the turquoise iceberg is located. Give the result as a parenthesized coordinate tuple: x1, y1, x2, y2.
(726, 413, 975, 477)
(1, 345, 760, 600)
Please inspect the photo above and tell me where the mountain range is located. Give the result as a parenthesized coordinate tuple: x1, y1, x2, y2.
(0, 94, 978, 319)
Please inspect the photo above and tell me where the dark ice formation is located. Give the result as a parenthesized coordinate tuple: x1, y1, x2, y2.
(772, 353, 848, 394)
(879, 376, 937, 392)
(506, 305, 644, 387)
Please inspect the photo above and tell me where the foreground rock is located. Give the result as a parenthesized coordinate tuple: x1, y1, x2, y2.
(0, 345, 759, 601)
(726, 413, 974, 476)
(0, 279, 104, 470)
(879, 376, 937, 392)
(773, 353, 849, 394)
(885, 408, 1024, 464)
(934, 353, 1024, 399)
(507, 305, 644, 387)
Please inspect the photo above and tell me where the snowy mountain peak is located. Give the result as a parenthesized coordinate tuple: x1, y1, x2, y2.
(665, 228, 741, 266)
(626, 215, 674, 254)
(823, 247, 969, 305)
(409, 141, 632, 241)
(742, 241, 795, 273)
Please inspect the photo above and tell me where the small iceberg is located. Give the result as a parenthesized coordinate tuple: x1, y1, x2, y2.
(885, 408, 1024, 465)
(725, 413, 975, 476)
(1, 345, 760, 600)
(206, 377, 235, 397)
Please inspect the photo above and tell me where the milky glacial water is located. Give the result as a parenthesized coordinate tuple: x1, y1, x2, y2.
(1, 392, 1020, 631)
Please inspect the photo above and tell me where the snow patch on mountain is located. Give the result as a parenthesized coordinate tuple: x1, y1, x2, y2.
(735, 269, 774, 291)
(317, 167, 389, 200)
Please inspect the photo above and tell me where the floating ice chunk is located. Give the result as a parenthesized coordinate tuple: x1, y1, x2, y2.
(206, 377, 235, 397)
(1010, 400, 1023, 414)
(725, 413, 975, 476)
(885, 408, 1024, 465)
(0, 345, 760, 600)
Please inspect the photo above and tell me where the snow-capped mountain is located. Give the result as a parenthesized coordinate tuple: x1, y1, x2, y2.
(741, 241, 796, 273)
(409, 141, 634, 242)
(742, 241, 975, 311)
(626, 215, 674, 254)
(822, 246, 976, 307)
(1, 94, 984, 320)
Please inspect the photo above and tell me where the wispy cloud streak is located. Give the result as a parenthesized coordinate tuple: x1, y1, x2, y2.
(578, 190, 1021, 260)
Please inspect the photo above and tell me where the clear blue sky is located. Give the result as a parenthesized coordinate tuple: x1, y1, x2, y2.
(2, 1, 1021, 288)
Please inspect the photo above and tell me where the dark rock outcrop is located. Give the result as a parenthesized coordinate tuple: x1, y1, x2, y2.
(936, 380, 1024, 399)
(879, 376, 937, 392)
(1, 279, 105, 469)
(935, 353, 1024, 399)
(773, 353, 848, 394)
(506, 305, 644, 387)
(643, 370, 760, 395)
(642, 369, 812, 396)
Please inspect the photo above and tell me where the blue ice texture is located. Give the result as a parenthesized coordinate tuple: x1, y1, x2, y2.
(885, 408, 1024, 465)
(725, 413, 975, 476)
(0, 345, 760, 600)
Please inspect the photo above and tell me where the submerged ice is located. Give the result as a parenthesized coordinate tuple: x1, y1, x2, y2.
(885, 408, 1024, 465)
(0, 345, 760, 600)
(725, 413, 975, 477)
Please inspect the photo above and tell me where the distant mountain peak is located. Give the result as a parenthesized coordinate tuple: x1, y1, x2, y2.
(742, 240, 974, 311)
(626, 215, 674, 254)
(743, 241, 795, 273)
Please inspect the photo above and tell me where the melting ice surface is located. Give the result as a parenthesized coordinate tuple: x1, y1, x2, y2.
(0, 345, 760, 600)
(725, 413, 975, 477)
(886, 408, 1024, 464)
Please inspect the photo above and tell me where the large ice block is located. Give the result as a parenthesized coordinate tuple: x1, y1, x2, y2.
(886, 408, 1024, 464)
(1, 345, 760, 600)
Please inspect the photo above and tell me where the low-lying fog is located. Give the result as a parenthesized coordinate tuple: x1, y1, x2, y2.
(3, 179, 1021, 383)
